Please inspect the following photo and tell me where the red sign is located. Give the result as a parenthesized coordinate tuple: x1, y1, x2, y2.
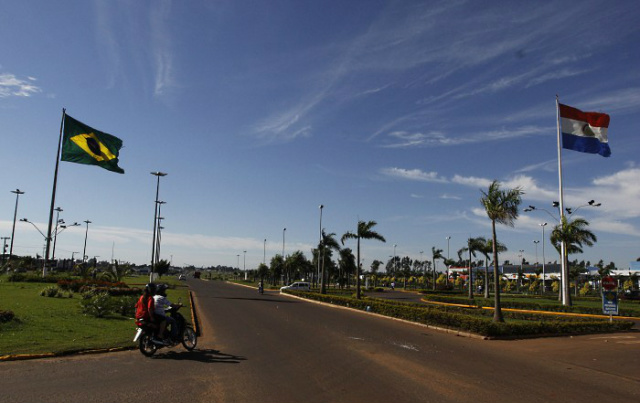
(602, 276, 616, 290)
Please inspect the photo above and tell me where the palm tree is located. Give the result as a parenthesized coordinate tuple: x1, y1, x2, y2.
(550, 216, 597, 306)
(480, 180, 524, 323)
(341, 220, 386, 299)
(477, 238, 507, 298)
(320, 230, 341, 294)
(464, 237, 486, 299)
(431, 247, 444, 290)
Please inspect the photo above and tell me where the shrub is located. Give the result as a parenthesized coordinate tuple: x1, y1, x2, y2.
(80, 292, 113, 318)
(0, 310, 15, 323)
(39, 285, 73, 298)
(114, 295, 138, 317)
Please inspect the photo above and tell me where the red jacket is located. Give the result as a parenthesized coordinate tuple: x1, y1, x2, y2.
(135, 295, 155, 321)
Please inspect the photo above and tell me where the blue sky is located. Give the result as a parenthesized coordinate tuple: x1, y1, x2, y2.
(1, 0, 639, 271)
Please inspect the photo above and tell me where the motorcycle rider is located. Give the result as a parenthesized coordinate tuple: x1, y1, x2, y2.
(135, 283, 165, 344)
(153, 284, 182, 344)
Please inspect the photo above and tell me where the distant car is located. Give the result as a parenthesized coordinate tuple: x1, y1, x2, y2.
(280, 282, 311, 292)
(178, 274, 186, 281)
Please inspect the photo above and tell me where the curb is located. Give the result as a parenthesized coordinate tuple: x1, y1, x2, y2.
(277, 291, 488, 340)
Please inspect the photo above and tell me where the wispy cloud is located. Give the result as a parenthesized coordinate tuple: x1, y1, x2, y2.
(380, 167, 447, 183)
(0, 73, 41, 97)
(380, 125, 552, 149)
(150, 0, 175, 97)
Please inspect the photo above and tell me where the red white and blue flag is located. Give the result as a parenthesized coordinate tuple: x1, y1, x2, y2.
(559, 103, 611, 157)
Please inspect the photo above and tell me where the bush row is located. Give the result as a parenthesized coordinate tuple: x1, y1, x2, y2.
(421, 294, 639, 317)
(285, 291, 634, 338)
(57, 279, 128, 292)
(8, 273, 72, 283)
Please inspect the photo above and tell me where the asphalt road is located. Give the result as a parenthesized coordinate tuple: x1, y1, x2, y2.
(1, 280, 638, 403)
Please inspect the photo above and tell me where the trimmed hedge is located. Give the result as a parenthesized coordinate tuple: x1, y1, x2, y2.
(420, 294, 640, 317)
(285, 291, 634, 338)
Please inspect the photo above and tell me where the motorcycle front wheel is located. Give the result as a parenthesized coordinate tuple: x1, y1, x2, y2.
(182, 327, 197, 351)
(139, 332, 158, 357)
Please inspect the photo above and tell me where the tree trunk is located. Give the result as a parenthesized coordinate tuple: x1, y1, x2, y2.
(355, 238, 361, 299)
(491, 220, 504, 322)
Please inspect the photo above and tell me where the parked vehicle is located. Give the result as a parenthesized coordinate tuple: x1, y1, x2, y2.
(280, 281, 311, 292)
(134, 304, 197, 357)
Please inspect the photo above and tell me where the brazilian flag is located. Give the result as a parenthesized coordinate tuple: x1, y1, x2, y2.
(61, 114, 125, 174)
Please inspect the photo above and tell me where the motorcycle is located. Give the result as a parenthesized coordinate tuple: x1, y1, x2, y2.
(134, 303, 197, 357)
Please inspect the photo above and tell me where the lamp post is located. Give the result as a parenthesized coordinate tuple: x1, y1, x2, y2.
(540, 222, 547, 293)
(52, 220, 80, 262)
(533, 240, 539, 266)
(282, 227, 286, 284)
(150, 171, 167, 282)
(318, 205, 323, 288)
(155, 200, 166, 267)
(9, 189, 24, 261)
(83, 220, 92, 263)
(243, 250, 247, 280)
(446, 236, 451, 280)
(393, 244, 397, 275)
(263, 239, 266, 265)
(52, 207, 63, 262)
(525, 201, 601, 305)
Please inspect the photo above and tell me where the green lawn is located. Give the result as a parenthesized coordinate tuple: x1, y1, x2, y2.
(0, 276, 191, 357)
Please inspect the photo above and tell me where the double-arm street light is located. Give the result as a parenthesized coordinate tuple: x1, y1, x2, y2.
(82, 220, 92, 263)
(150, 171, 167, 282)
(9, 189, 25, 261)
(540, 223, 547, 293)
(525, 200, 601, 304)
(52, 219, 80, 262)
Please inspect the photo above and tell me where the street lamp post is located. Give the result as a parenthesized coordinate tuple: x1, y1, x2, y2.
(52, 207, 63, 262)
(393, 244, 397, 275)
(243, 250, 247, 280)
(9, 189, 24, 261)
(318, 205, 323, 288)
(525, 201, 601, 305)
(155, 200, 166, 268)
(52, 221, 80, 262)
(540, 222, 547, 293)
(533, 240, 540, 266)
(263, 239, 266, 265)
(150, 171, 167, 282)
(446, 236, 451, 280)
(83, 220, 92, 263)
(282, 227, 286, 284)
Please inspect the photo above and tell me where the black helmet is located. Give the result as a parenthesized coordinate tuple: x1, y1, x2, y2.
(156, 283, 168, 294)
(145, 283, 157, 294)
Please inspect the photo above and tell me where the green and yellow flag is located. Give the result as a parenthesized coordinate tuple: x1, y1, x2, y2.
(61, 114, 125, 174)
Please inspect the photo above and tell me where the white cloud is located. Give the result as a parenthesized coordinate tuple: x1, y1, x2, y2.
(0, 73, 41, 97)
(380, 167, 447, 183)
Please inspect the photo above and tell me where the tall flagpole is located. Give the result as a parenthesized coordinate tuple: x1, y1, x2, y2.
(44, 108, 66, 277)
(555, 96, 569, 305)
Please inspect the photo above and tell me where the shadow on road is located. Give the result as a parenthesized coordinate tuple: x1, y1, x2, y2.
(153, 349, 247, 363)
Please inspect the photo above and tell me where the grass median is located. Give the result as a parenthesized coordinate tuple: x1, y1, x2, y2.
(0, 276, 191, 357)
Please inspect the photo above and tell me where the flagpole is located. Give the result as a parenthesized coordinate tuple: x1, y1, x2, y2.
(44, 108, 66, 277)
(555, 96, 569, 305)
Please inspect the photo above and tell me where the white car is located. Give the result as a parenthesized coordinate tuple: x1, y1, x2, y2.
(280, 282, 311, 292)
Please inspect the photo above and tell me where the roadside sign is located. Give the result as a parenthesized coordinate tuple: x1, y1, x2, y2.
(602, 276, 616, 290)
(602, 291, 618, 315)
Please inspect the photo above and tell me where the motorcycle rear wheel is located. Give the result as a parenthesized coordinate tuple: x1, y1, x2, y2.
(182, 327, 197, 351)
(139, 332, 158, 357)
